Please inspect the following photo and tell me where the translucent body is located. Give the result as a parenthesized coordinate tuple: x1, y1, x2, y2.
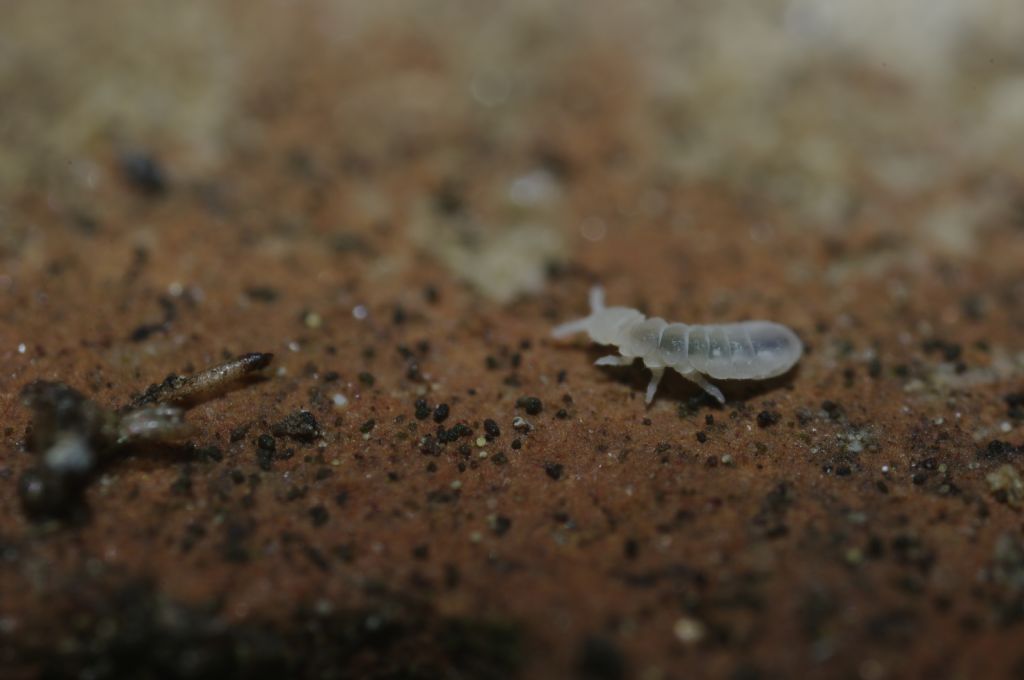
(552, 287, 802, 404)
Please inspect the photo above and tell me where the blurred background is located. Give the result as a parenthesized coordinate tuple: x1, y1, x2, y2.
(3, 0, 1024, 289)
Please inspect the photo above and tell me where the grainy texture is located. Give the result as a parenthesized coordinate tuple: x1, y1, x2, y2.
(2, 2, 1024, 679)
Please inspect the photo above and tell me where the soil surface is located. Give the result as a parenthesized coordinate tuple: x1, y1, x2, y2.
(2, 3, 1024, 679)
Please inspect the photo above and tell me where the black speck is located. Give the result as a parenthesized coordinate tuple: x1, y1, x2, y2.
(449, 423, 472, 440)
(284, 485, 307, 502)
(309, 505, 329, 527)
(193, 445, 223, 463)
(359, 419, 376, 434)
(420, 435, 440, 456)
(1006, 393, 1024, 420)
(821, 400, 843, 420)
(696, 432, 707, 443)
(434, 178, 464, 215)
(433, 403, 450, 423)
(19, 467, 83, 521)
(256, 434, 276, 471)
(230, 423, 251, 443)
(245, 286, 279, 303)
(169, 469, 193, 497)
(119, 151, 167, 196)
(271, 410, 321, 443)
(751, 482, 793, 539)
(980, 440, 1020, 462)
(130, 322, 164, 342)
(577, 635, 625, 680)
(358, 372, 375, 386)
(757, 411, 781, 428)
(484, 419, 500, 439)
(511, 438, 522, 450)
(556, 409, 569, 419)
(518, 396, 543, 415)
(544, 463, 564, 480)
(415, 399, 431, 420)
(492, 515, 512, 536)
(922, 338, 962, 363)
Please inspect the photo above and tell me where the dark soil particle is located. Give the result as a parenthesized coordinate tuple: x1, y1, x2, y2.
(309, 505, 329, 527)
(360, 419, 376, 434)
(484, 419, 501, 439)
(544, 463, 564, 480)
(18, 467, 83, 521)
(1006, 392, 1024, 420)
(751, 482, 794, 539)
(358, 372, 375, 386)
(922, 338, 963, 362)
(492, 515, 512, 536)
(696, 432, 708, 443)
(517, 397, 543, 415)
(756, 410, 781, 428)
(230, 424, 251, 442)
(577, 635, 626, 680)
(433, 403, 450, 423)
(256, 435, 276, 470)
(979, 440, 1021, 462)
(245, 286, 279, 303)
(821, 400, 844, 420)
(414, 399, 431, 420)
(271, 410, 321, 443)
(119, 150, 168, 196)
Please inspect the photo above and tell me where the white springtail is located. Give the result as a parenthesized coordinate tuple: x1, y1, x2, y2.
(552, 287, 802, 404)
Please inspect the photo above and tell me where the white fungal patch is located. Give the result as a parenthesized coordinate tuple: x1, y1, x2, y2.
(552, 287, 802, 404)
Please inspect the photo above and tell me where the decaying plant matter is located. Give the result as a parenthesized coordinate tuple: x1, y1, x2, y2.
(18, 353, 273, 521)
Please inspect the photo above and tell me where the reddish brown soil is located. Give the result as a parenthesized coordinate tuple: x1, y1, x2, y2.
(2, 4, 1024, 679)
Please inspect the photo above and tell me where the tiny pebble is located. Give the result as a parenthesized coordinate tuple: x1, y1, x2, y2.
(673, 617, 705, 644)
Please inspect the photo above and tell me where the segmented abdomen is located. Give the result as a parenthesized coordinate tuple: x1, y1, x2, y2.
(679, 322, 802, 380)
